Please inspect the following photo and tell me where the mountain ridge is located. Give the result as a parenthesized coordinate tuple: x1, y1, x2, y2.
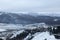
(0, 12, 60, 25)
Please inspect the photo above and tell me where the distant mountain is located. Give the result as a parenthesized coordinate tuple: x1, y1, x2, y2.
(0, 13, 37, 24)
(0, 12, 60, 25)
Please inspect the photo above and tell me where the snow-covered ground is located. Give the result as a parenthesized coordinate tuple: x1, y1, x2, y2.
(0, 23, 37, 30)
(0, 23, 59, 40)
(32, 32, 57, 40)
(0, 29, 6, 32)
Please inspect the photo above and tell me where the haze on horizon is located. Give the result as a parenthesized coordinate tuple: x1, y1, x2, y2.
(0, 0, 60, 13)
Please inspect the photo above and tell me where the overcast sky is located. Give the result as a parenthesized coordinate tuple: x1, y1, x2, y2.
(0, 0, 60, 13)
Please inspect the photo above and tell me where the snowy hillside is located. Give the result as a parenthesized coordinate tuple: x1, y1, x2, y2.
(32, 32, 56, 40)
(0, 23, 55, 39)
(0, 23, 59, 40)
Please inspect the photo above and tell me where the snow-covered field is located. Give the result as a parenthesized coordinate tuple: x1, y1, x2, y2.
(0, 29, 6, 32)
(0, 23, 37, 30)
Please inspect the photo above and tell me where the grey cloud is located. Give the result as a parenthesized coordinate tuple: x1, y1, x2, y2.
(0, 0, 60, 12)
